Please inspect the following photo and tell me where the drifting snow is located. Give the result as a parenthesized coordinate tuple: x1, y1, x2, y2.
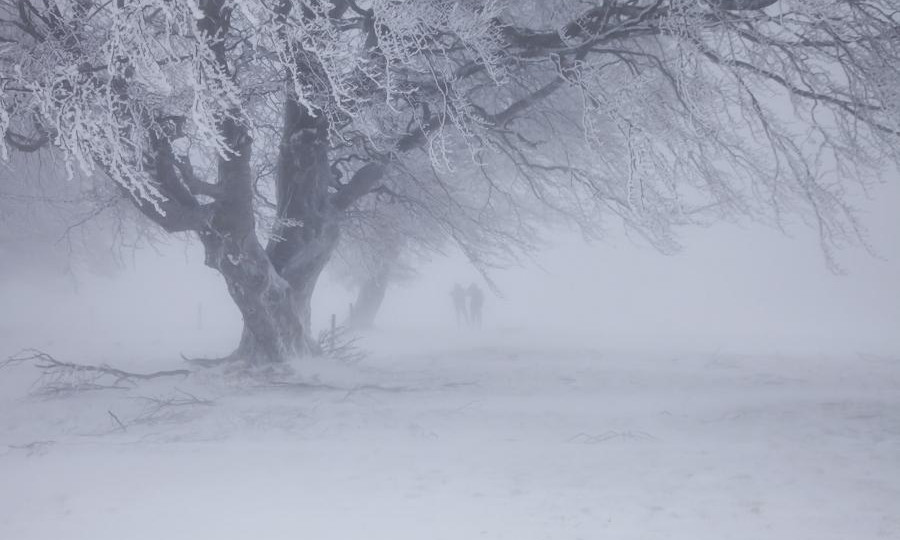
(1, 330, 898, 539)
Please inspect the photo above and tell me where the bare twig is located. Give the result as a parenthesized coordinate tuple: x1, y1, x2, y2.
(127, 389, 214, 426)
(317, 325, 367, 364)
(108, 410, 127, 432)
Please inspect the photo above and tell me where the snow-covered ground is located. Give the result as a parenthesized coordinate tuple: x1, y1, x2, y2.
(1, 329, 898, 540)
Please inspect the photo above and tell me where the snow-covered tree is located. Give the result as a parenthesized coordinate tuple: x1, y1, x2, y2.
(2, 0, 898, 364)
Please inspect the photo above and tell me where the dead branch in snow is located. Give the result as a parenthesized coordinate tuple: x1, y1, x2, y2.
(129, 389, 215, 426)
(88, 390, 214, 436)
(1, 349, 191, 396)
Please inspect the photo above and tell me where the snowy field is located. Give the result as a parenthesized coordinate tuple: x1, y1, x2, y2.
(1, 330, 898, 540)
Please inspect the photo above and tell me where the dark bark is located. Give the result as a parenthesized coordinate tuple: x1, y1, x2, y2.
(216, 98, 344, 363)
(192, 94, 389, 363)
(195, 117, 311, 365)
(199, 229, 310, 364)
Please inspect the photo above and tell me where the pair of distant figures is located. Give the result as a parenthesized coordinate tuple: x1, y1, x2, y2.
(451, 283, 484, 328)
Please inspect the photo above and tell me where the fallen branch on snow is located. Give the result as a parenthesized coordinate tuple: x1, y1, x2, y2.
(95, 389, 215, 434)
(129, 389, 214, 425)
(1, 349, 191, 396)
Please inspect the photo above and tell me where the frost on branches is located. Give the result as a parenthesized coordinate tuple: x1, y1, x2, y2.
(1, 0, 898, 363)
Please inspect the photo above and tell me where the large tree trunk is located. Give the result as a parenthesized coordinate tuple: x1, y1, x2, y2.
(215, 96, 343, 363)
(191, 114, 315, 365)
(217, 261, 310, 364)
(177, 2, 382, 365)
(224, 230, 339, 363)
(189, 3, 383, 365)
(197, 92, 384, 363)
(201, 234, 312, 364)
(221, 282, 314, 365)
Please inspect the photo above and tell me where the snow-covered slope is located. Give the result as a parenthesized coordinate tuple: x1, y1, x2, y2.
(1, 331, 898, 539)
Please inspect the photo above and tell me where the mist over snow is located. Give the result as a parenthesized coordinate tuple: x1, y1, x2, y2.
(4, 182, 898, 362)
(2, 149, 897, 540)
(2, 185, 898, 539)
(3, 1, 900, 539)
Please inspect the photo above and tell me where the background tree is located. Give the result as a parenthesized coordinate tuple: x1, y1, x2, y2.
(2, 0, 898, 364)
(331, 158, 543, 330)
(334, 219, 415, 331)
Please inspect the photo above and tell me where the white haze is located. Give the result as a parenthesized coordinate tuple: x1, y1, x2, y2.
(1, 181, 898, 540)
(2, 172, 897, 360)
(3, 3, 899, 538)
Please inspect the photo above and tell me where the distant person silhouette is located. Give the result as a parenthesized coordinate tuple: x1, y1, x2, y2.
(451, 283, 469, 326)
(467, 282, 484, 328)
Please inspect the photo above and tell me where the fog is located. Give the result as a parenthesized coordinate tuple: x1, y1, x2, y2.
(3, 199, 899, 540)
(3, 2, 900, 538)
(3, 176, 898, 361)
